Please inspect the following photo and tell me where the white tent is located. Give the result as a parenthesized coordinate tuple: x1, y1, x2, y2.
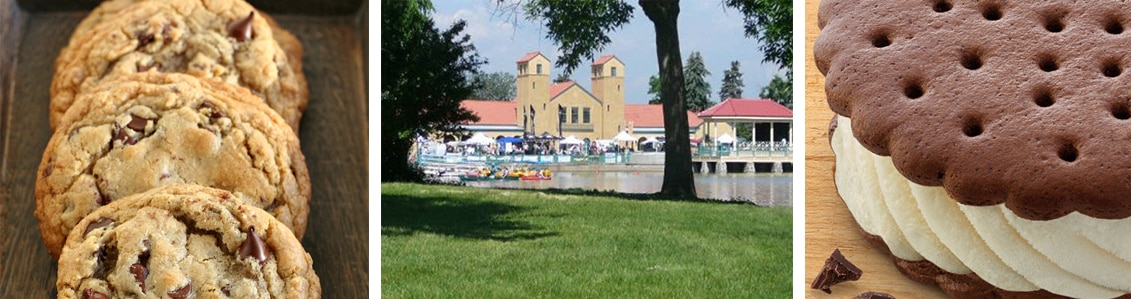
(640, 137, 660, 144)
(560, 135, 584, 145)
(464, 133, 495, 145)
(716, 134, 736, 144)
(613, 131, 636, 142)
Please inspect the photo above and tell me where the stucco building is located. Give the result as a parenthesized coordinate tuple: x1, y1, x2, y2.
(460, 51, 703, 141)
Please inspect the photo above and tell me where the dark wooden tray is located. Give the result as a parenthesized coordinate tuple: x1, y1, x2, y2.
(0, 0, 369, 297)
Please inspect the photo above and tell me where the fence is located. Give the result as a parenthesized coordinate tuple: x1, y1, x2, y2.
(695, 141, 793, 158)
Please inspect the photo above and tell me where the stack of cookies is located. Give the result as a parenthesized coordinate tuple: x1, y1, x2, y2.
(36, 0, 320, 297)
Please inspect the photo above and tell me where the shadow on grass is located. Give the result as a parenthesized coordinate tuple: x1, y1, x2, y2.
(382, 192, 559, 242)
(493, 187, 763, 206)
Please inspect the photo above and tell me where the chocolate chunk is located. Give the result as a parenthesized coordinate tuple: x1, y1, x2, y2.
(113, 125, 136, 146)
(98, 191, 112, 206)
(130, 262, 148, 293)
(239, 226, 270, 264)
(221, 285, 231, 296)
(168, 284, 191, 299)
(127, 114, 147, 131)
(83, 218, 114, 238)
(82, 289, 109, 299)
(200, 101, 225, 119)
(854, 291, 896, 299)
(227, 12, 255, 42)
(137, 32, 155, 49)
(811, 248, 863, 294)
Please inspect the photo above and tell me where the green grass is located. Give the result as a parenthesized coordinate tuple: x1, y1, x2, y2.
(381, 183, 792, 298)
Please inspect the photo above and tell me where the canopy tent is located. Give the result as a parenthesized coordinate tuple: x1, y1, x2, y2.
(560, 136, 584, 145)
(464, 133, 495, 145)
(538, 132, 561, 140)
(640, 137, 660, 145)
(689, 137, 701, 145)
(613, 131, 636, 142)
(497, 137, 523, 143)
(716, 134, 736, 144)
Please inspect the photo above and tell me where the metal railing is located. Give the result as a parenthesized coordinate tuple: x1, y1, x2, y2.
(695, 141, 793, 158)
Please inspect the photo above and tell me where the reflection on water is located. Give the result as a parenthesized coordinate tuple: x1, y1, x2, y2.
(464, 171, 792, 206)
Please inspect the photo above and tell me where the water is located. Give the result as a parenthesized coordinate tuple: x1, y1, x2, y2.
(463, 171, 792, 206)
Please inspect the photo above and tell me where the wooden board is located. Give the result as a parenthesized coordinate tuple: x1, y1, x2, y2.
(803, 0, 949, 297)
(0, 1, 369, 297)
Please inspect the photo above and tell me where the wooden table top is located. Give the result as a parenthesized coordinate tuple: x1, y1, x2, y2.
(803, 0, 949, 297)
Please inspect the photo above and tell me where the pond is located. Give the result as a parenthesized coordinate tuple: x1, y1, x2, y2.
(462, 171, 792, 206)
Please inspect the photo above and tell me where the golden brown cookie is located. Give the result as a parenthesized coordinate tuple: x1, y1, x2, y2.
(56, 184, 320, 299)
(37, 72, 310, 258)
(53, 0, 307, 131)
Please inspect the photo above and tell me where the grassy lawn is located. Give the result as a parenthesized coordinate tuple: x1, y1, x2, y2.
(381, 183, 792, 298)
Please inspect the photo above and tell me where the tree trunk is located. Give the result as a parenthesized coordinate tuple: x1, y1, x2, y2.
(641, 0, 697, 198)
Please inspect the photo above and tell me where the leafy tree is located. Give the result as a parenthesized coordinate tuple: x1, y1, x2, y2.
(760, 73, 792, 109)
(725, 0, 791, 72)
(736, 123, 753, 141)
(382, 0, 486, 182)
(470, 71, 516, 100)
(719, 60, 744, 101)
(683, 51, 712, 112)
(521, 0, 697, 197)
(553, 72, 572, 83)
(647, 75, 662, 104)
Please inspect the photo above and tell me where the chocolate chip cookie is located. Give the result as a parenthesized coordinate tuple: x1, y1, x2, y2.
(37, 72, 310, 258)
(52, 0, 308, 131)
(56, 184, 320, 299)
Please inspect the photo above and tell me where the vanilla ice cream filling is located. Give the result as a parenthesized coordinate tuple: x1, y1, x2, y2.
(831, 116, 1131, 298)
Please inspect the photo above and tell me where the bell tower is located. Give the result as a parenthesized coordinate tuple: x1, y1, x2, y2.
(591, 55, 625, 139)
(515, 52, 551, 134)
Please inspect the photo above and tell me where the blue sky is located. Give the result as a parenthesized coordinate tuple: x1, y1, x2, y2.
(431, 0, 787, 105)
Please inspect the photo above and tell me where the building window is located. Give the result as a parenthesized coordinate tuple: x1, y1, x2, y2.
(571, 107, 579, 123)
(617, 84, 621, 91)
(611, 67, 618, 77)
(537, 64, 543, 74)
(583, 108, 591, 123)
(532, 82, 536, 89)
(607, 105, 610, 112)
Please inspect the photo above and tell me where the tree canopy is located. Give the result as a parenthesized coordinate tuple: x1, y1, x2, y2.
(647, 75, 662, 104)
(760, 73, 792, 109)
(470, 71, 516, 100)
(382, 0, 485, 181)
(683, 51, 713, 112)
(523, 0, 634, 75)
(719, 60, 744, 101)
(553, 72, 572, 83)
(725, 0, 791, 72)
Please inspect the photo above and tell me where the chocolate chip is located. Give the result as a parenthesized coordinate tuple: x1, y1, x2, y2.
(130, 262, 148, 293)
(854, 291, 896, 299)
(200, 101, 225, 119)
(221, 285, 231, 296)
(83, 218, 114, 238)
(82, 289, 109, 299)
(113, 125, 136, 146)
(227, 12, 255, 42)
(239, 226, 270, 264)
(127, 114, 148, 131)
(137, 32, 155, 49)
(161, 24, 173, 42)
(98, 193, 112, 206)
(168, 284, 191, 299)
(811, 249, 863, 294)
(43, 161, 53, 177)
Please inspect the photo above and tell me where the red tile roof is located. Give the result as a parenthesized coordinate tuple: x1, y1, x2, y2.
(697, 98, 792, 118)
(592, 55, 618, 65)
(517, 51, 544, 63)
(624, 104, 703, 128)
(460, 100, 516, 125)
(550, 81, 575, 99)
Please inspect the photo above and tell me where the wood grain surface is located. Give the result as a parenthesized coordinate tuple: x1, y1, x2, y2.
(803, 1, 949, 298)
(0, 2, 369, 297)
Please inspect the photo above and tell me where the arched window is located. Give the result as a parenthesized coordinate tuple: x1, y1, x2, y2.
(537, 64, 543, 74)
(532, 82, 536, 89)
(611, 67, 618, 77)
